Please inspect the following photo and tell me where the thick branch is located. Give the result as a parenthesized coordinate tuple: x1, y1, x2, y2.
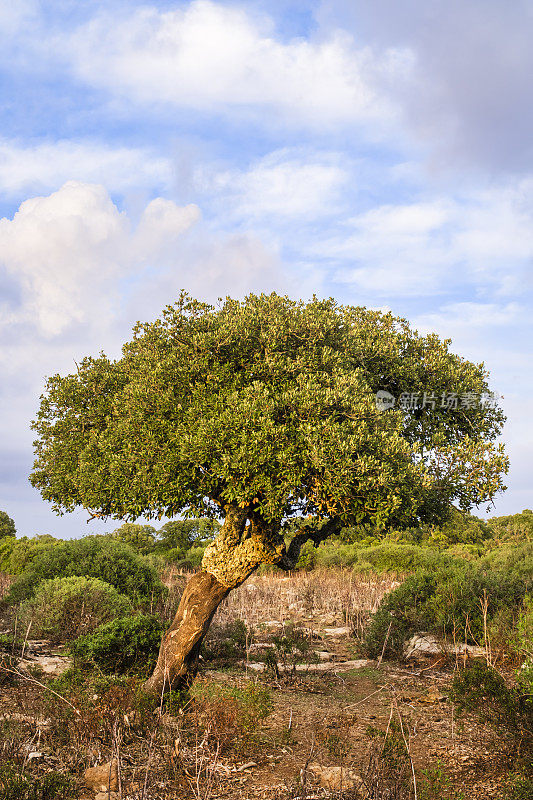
(280, 516, 343, 570)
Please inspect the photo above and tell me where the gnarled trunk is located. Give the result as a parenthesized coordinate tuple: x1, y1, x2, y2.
(143, 508, 341, 696)
(143, 570, 230, 696)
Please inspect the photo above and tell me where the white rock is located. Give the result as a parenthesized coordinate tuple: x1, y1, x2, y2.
(322, 626, 351, 637)
(307, 763, 362, 791)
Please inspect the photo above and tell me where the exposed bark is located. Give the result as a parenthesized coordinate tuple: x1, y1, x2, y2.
(143, 507, 343, 696)
(143, 570, 230, 697)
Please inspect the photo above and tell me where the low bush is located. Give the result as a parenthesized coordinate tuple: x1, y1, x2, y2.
(18, 576, 132, 642)
(449, 661, 533, 749)
(201, 619, 249, 663)
(482, 542, 533, 586)
(0, 762, 75, 799)
(70, 614, 165, 676)
(190, 679, 273, 751)
(364, 564, 527, 659)
(6, 535, 164, 605)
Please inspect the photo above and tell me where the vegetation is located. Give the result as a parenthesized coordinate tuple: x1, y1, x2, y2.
(5, 535, 163, 605)
(0, 511, 16, 539)
(70, 614, 166, 677)
(18, 576, 132, 642)
(28, 292, 508, 692)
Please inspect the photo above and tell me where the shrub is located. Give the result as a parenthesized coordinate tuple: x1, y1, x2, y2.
(7, 535, 164, 605)
(18, 576, 132, 642)
(449, 661, 533, 745)
(70, 614, 165, 676)
(483, 542, 533, 586)
(201, 619, 249, 662)
(0, 535, 59, 576)
(0, 763, 75, 800)
(364, 564, 527, 659)
(190, 680, 273, 751)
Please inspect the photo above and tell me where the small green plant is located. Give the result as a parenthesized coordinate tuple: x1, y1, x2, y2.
(449, 661, 533, 749)
(419, 761, 465, 799)
(190, 679, 273, 752)
(201, 618, 249, 663)
(70, 614, 166, 676)
(259, 622, 318, 681)
(0, 763, 75, 800)
(501, 771, 533, 799)
(18, 576, 132, 642)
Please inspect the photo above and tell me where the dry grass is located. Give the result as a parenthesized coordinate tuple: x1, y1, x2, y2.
(214, 569, 399, 636)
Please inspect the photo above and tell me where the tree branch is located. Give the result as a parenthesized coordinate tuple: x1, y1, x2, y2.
(278, 516, 343, 570)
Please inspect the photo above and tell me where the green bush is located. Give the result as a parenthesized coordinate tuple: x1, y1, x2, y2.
(70, 614, 165, 676)
(449, 661, 533, 745)
(0, 535, 59, 575)
(6, 535, 164, 605)
(482, 542, 533, 586)
(0, 763, 75, 800)
(364, 564, 527, 659)
(18, 576, 132, 642)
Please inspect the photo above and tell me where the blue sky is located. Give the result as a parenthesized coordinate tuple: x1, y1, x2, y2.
(0, 0, 532, 538)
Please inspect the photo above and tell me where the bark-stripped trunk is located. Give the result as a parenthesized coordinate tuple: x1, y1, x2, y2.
(143, 570, 230, 696)
(143, 508, 341, 696)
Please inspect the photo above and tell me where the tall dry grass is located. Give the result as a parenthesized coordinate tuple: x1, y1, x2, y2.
(158, 567, 400, 634)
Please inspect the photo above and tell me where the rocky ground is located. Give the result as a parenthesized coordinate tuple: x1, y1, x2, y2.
(0, 615, 515, 800)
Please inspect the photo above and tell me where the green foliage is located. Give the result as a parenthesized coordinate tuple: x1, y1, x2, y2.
(6, 535, 163, 604)
(111, 522, 157, 554)
(201, 619, 249, 662)
(295, 539, 317, 570)
(488, 509, 533, 544)
(70, 614, 165, 676)
(364, 564, 527, 659)
(0, 535, 59, 575)
(482, 541, 533, 586)
(0, 763, 75, 800)
(419, 761, 465, 800)
(502, 772, 533, 800)
(156, 518, 219, 554)
(449, 661, 533, 743)
(259, 622, 318, 680)
(0, 511, 16, 539)
(18, 576, 132, 642)
(30, 292, 507, 538)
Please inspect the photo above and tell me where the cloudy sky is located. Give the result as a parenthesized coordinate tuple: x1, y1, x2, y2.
(1, 0, 532, 538)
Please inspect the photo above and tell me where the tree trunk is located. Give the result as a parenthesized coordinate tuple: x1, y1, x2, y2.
(143, 509, 340, 696)
(143, 570, 230, 697)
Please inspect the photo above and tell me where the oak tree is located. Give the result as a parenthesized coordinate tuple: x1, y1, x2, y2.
(30, 293, 508, 694)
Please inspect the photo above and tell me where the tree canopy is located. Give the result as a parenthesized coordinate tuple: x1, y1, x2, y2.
(0, 510, 16, 538)
(30, 293, 508, 534)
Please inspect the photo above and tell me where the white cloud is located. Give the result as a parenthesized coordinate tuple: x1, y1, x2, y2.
(0, 138, 173, 197)
(200, 149, 349, 220)
(65, 0, 403, 128)
(0, 181, 200, 336)
(319, 182, 533, 297)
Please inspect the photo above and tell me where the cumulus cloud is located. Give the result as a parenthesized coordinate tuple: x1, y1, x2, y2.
(0, 138, 173, 198)
(0, 181, 200, 336)
(64, 0, 404, 129)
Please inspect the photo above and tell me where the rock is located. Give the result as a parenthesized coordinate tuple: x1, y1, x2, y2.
(245, 658, 372, 673)
(18, 655, 72, 677)
(322, 626, 351, 637)
(405, 632, 488, 660)
(404, 633, 442, 659)
(316, 651, 333, 661)
(307, 763, 362, 791)
(83, 761, 118, 793)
